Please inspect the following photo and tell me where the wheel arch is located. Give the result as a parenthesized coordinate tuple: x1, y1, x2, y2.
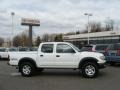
(18, 57, 37, 70)
(79, 57, 98, 69)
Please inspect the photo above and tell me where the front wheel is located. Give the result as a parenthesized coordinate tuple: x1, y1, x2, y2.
(20, 62, 35, 77)
(81, 62, 99, 78)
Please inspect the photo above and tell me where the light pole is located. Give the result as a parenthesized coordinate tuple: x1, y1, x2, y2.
(84, 13, 92, 45)
(11, 12, 15, 47)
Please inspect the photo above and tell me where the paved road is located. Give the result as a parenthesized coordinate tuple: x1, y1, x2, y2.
(0, 61, 120, 90)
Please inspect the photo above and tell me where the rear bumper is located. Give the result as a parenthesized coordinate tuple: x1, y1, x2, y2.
(7, 61, 18, 66)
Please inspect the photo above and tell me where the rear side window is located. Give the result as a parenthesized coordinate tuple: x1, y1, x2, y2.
(41, 44, 53, 53)
(108, 45, 114, 50)
(108, 44, 120, 50)
(114, 44, 120, 50)
(96, 45, 108, 50)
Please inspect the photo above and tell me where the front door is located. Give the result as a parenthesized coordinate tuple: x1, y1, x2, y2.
(54, 43, 79, 68)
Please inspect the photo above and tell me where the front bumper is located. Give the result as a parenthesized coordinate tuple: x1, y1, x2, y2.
(98, 63, 106, 69)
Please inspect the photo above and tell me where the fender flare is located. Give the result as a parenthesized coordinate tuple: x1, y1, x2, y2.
(18, 57, 37, 70)
(79, 57, 98, 69)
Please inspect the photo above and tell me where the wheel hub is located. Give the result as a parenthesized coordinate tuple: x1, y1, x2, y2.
(22, 65, 31, 75)
(85, 65, 95, 76)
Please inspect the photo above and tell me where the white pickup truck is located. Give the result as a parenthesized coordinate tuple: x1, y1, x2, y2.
(8, 42, 106, 78)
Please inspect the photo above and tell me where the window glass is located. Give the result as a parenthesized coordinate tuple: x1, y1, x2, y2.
(114, 44, 120, 50)
(9, 48, 18, 51)
(81, 46, 92, 51)
(41, 44, 53, 53)
(108, 45, 114, 50)
(0, 48, 6, 52)
(96, 45, 108, 50)
(56, 44, 75, 53)
(19, 47, 29, 51)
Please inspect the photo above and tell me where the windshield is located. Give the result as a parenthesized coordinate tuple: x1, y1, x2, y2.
(69, 43, 81, 52)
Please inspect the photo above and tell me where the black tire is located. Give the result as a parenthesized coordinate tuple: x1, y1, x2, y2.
(81, 62, 99, 78)
(19, 62, 35, 77)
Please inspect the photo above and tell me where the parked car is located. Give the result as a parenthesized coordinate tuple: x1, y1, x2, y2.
(81, 44, 109, 54)
(18, 47, 29, 51)
(7, 47, 18, 52)
(105, 43, 120, 65)
(29, 47, 38, 51)
(81, 45, 96, 51)
(0, 47, 9, 59)
(8, 42, 106, 78)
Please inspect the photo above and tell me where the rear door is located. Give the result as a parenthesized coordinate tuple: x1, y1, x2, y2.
(38, 44, 56, 67)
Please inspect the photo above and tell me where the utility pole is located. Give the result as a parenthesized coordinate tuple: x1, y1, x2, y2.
(11, 12, 15, 47)
(84, 13, 92, 45)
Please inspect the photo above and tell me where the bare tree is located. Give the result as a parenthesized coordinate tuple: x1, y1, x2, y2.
(13, 32, 29, 47)
(54, 34, 63, 42)
(35, 36, 41, 46)
(90, 22, 102, 32)
(105, 19, 114, 31)
(42, 33, 49, 42)
(0, 37, 4, 46)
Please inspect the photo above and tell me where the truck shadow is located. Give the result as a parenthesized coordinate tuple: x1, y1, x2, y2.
(108, 63, 120, 67)
(34, 69, 107, 78)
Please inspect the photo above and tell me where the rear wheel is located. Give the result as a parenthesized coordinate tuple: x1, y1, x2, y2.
(19, 62, 35, 77)
(81, 62, 99, 78)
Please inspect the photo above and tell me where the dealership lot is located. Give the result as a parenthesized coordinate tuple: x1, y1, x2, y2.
(0, 61, 120, 90)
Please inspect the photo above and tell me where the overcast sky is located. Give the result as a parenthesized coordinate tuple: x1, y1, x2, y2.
(0, 0, 120, 38)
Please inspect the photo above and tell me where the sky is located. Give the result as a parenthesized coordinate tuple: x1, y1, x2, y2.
(0, 0, 120, 38)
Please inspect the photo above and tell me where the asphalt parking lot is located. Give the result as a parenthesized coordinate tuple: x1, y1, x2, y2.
(0, 61, 120, 90)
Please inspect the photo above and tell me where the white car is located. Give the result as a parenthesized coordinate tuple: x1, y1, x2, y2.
(0, 47, 9, 59)
(8, 42, 106, 78)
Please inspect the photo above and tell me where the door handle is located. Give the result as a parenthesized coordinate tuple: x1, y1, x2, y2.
(56, 55, 60, 57)
(40, 55, 43, 57)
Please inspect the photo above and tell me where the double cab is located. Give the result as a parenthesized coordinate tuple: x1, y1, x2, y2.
(8, 42, 106, 78)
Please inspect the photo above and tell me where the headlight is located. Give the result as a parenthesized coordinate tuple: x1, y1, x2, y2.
(100, 56, 105, 60)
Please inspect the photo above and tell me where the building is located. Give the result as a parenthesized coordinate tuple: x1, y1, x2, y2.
(63, 30, 120, 48)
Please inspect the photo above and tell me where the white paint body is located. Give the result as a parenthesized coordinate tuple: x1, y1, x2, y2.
(9, 42, 106, 68)
(0, 47, 9, 58)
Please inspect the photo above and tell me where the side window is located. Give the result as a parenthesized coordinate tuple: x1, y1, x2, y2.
(108, 45, 114, 50)
(114, 44, 120, 50)
(56, 44, 75, 53)
(41, 44, 53, 53)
